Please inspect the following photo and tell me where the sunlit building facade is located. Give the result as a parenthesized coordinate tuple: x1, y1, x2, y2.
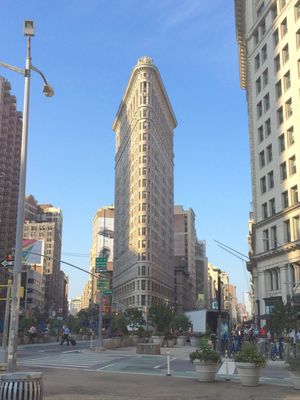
(112, 56, 177, 310)
(235, 0, 300, 322)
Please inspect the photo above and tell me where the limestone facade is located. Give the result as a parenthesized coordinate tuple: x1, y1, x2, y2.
(112, 57, 177, 310)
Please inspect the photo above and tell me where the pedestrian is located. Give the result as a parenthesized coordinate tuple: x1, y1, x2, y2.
(28, 325, 36, 344)
(60, 325, 70, 346)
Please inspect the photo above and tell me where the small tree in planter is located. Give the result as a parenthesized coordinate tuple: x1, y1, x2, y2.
(189, 338, 220, 382)
(171, 314, 192, 346)
(124, 308, 145, 332)
(148, 303, 175, 345)
(285, 343, 300, 390)
(234, 343, 266, 386)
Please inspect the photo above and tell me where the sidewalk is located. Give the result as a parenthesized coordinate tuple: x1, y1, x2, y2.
(36, 367, 299, 400)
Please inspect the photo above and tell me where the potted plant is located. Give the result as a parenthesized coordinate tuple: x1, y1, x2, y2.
(148, 303, 175, 346)
(189, 338, 220, 382)
(171, 314, 192, 346)
(285, 343, 300, 390)
(234, 343, 266, 386)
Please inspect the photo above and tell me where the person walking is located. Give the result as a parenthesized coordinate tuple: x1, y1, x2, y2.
(60, 325, 70, 346)
(28, 325, 36, 344)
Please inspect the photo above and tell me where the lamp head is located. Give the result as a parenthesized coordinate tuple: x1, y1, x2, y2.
(24, 20, 35, 37)
(43, 84, 54, 97)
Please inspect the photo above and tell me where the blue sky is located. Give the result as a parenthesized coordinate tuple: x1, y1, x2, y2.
(0, 0, 251, 302)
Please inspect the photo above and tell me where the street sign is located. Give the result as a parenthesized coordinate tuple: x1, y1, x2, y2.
(97, 279, 109, 290)
(103, 290, 112, 295)
(95, 257, 107, 270)
(1, 260, 14, 268)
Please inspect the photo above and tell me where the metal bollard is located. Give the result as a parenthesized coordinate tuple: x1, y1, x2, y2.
(0, 371, 43, 400)
(166, 350, 171, 376)
(225, 350, 230, 381)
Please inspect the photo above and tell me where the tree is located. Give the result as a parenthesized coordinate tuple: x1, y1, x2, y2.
(124, 308, 145, 331)
(171, 314, 192, 335)
(148, 303, 175, 335)
(111, 313, 128, 336)
(269, 301, 297, 336)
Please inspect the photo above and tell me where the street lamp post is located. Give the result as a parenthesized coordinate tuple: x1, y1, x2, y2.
(0, 20, 54, 372)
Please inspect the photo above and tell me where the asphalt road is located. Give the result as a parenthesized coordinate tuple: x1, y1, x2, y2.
(16, 342, 291, 385)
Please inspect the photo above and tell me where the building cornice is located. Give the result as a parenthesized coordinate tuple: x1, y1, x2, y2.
(234, 0, 247, 89)
(112, 56, 177, 131)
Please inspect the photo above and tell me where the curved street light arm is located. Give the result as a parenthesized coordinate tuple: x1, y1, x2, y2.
(30, 65, 49, 85)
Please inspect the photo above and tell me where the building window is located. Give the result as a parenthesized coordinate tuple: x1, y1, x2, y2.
(278, 133, 285, 153)
(275, 80, 282, 99)
(262, 202, 268, 219)
(274, 54, 280, 72)
(273, 29, 279, 47)
(257, 101, 263, 118)
(258, 125, 264, 143)
(291, 185, 299, 205)
(297, 28, 300, 49)
(266, 144, 272, 163)
(269, 198, 276, 216)
(260, 176, 267, 193)
(268, 170, 274, 189)
(277, 106, 283, 125)
(282, 44, 289, 64)
(280, 0, 286, 10)
(256, 77, 262, 94)
(263, 229, 269, 251)
(257, 2, 265, 17)
(264, 93, 270, 111)
(270, 226, 278, 248)
(259, 150, 265, 168)
(265, 118, 271, 136)
(260, 19, 266, 37)
(271, 3, 278, 20)
(261, 44, 267, 62)
(282, 190, 289, 208)
(281, 18, 287, 38)
(287, 126, 294, 147)
(285, 98, 293, 119)
(280, 161, 287, 181)
(295, 1, 300, 21)
(254, 29, 259, 45)
(284, 71, 291, 91)
(284, 219, 291, 243)
(293, 216, 300, 240)
(255, 53, 260, 71)
(262, 68, 269, 86)
(289, 155, 296, 175)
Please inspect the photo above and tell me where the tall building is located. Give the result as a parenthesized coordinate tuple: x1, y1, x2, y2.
(23, 195, 65, 315)
(174, 205, 197, 312)
(195, 239, 209, 309)
(90, 205, 114, 315)
(112, 56, 177, 310)
(0, 77, 22, 264)
(235, 0, 300, 323)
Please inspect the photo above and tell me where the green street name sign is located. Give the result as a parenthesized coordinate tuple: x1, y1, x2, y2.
(103, 290, 112, 295)
(95, 257, 107, 269)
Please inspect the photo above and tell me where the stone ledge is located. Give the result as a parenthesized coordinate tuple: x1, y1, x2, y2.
(136, 343, 161, 355)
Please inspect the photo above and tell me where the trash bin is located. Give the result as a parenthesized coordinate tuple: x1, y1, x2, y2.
(0, 371, 43, 400)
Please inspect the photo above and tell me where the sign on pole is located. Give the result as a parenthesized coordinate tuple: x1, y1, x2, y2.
(95, 257, 107, 272)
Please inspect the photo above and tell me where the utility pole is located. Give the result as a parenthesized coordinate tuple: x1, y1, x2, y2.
(217, 270, 222, 355)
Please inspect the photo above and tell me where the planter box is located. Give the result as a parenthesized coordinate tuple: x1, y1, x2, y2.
(176, 336, 187, 346)
(193, 360, 219, 382)
(151, 336, 161, 345)
(190, 336, 198, 347)
(235, 362, 261, 387)
(136, 343, 161, 355)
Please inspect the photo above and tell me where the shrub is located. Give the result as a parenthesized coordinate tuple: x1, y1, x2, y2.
(234, 343, 266, 368)
(189, 338, 220, 363)
(285, 343, 300, 372)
